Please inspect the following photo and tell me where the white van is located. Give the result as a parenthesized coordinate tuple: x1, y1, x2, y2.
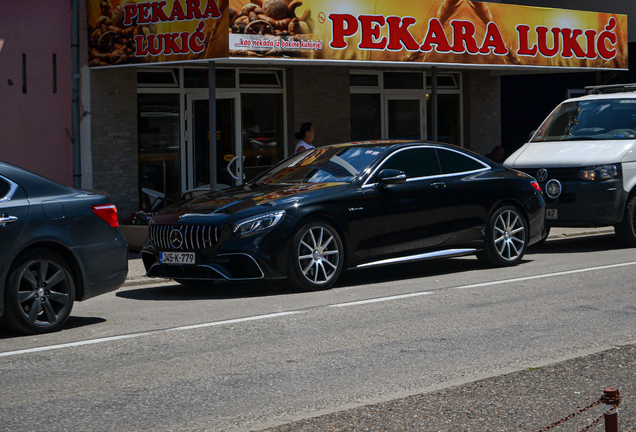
(503, 84, 636, 246)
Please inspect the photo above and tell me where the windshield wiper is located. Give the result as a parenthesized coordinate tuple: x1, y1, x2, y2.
(563, 136, 600, 141)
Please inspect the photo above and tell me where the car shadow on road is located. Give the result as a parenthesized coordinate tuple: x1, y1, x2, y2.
(116, 281, 298, 301)
(0, 316, 108, 339)
(526, 234, 622, 254)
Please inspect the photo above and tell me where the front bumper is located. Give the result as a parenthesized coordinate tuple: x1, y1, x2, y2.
(141, 222, 291, 282)
(541, 179, 626, 227)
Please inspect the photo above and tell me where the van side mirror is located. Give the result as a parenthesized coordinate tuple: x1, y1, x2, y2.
(527, 130, 537, 142)
(377, 169, 406, 190)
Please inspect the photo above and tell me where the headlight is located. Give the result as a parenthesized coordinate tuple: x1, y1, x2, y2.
(578, 165, 619, 181)
(232, 210, 285, 238)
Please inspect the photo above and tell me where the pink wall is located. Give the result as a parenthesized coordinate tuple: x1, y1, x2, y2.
(0, 0, 73, 186)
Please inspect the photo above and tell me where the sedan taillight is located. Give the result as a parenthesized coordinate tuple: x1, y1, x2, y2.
(530, 181, 542, 193)
(92, 204, 119, 227)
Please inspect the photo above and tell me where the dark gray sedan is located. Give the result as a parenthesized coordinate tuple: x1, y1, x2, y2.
(0, 162, 128, 334)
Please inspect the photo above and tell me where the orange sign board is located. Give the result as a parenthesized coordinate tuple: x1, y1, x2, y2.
(87, 0, 627, 69)
(228, 0, 628, 69)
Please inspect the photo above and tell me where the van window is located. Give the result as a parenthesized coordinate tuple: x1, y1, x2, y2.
(533, 99, 636, 142)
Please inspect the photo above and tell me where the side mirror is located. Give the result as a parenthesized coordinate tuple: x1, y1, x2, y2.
(527, 130, 537, 142)
(377, 169, 406, 190)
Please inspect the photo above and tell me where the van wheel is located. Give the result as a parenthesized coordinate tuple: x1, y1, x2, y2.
(615, 196, 636, 247)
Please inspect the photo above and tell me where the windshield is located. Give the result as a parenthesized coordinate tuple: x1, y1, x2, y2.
(532, 99, 636, 142)
(252, 146, 387, 185)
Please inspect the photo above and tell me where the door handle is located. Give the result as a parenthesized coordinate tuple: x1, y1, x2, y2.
(0, 214, 18, 227)
(431, 182, 446, 190)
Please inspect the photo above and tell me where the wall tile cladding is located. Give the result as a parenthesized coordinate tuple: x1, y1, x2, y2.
(464, 70, 501, 156)
(290, 66, 351, 151)
(90, 67, 139, 218)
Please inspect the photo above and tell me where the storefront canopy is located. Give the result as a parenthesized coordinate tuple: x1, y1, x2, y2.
(87, 0, 628, 71)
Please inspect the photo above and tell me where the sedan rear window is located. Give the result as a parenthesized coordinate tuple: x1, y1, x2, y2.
(0, 178, 10, 199)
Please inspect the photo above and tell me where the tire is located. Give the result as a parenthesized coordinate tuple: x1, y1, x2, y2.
(3, 249, 76, 335)
(615, 195, 636, 247)
(477, 205, 528, 267)
(287, 221, 344, 291)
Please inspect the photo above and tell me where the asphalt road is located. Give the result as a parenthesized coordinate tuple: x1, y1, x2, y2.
(1, 233, 635, 431)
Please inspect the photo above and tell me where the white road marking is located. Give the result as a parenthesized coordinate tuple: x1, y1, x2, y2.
(2, 261, 635, 358)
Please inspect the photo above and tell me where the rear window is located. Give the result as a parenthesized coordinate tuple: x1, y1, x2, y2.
(0, 178, 10, 199)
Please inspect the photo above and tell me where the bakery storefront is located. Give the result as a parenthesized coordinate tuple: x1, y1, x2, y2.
(84, 0, 628, 216)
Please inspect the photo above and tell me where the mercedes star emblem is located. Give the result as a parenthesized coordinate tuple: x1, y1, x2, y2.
(169, 228, 184, 249)
(536, 168, 549, 182)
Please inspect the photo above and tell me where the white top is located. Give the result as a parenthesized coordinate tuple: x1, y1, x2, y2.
(295, 140, 314, 153)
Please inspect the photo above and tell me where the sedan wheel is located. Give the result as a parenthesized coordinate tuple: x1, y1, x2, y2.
(4, 249, 76, 335)
(477, 206, 528, 267)
(288, 221, 344, 291)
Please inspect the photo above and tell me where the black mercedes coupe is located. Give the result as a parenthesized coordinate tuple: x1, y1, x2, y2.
(142, 141, 546, 291)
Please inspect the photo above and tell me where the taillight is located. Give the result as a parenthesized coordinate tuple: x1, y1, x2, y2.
(530, 181, 542, 193)
(92, 204, 119, 227)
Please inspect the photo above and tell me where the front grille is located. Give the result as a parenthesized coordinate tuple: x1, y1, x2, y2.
(517, 167, 581, 182)
(149, 224, 218, 250)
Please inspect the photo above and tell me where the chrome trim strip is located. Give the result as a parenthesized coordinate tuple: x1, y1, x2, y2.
(0, 175, 19, 203)
(357, 248, 477, 268)
(361, 145, 490, 189)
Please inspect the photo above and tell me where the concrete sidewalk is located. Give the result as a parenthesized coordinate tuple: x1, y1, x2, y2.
(123, 227, 617, 288)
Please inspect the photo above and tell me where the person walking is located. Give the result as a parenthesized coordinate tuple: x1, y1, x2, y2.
(295, 122, 316, 153)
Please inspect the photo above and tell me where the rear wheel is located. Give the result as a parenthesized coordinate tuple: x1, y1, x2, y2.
(615, 195, 636, 247)
(477, 205, 528, 267)
(4, 249, 76, 335)
(287, 221, 344, 291)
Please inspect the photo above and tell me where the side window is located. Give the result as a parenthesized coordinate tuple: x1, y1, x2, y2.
(375, 148, 441, 181)
(437, 149, 486, 174)
(0, 178, 10, 200)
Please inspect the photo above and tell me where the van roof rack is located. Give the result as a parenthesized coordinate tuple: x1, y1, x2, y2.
(585, 83, 636, 94)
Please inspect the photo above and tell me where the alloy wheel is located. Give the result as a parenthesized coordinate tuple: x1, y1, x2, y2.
(15, 259, 73, 327)
(297, 226, 340, 285)
(493, 209, 526, 261)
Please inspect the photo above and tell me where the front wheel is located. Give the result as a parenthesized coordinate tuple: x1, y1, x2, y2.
(477, 205, 528, 267)
(287, 221, 344, 291)
(615, 196, 636, 247)
(3, 249, 76, 335)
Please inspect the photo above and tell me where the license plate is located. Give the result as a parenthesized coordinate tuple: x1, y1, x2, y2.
(160, 252, 196, 264)
(546, 209, 558, 220)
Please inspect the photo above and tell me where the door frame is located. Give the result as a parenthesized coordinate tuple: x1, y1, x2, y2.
(185, 93, 242, 190)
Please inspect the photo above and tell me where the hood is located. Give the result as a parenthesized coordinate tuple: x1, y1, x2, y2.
(504, 140, 636, 168)
(152, 182, 349, 224)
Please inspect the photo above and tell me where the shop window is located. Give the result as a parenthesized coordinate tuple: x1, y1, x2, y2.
(426, 73, 460, 89)
(384, 72, 423, 90)
(184, 68, 236, 88)
(241, 93, 284, 181)
(427, 94, 461, 145)
(351, 94, 381, 141)
(350, 74, 379, 87)
(436, 149, 485, 174)
(239, 71, 282, 88)
(137, 94, 181, 210)
(137, 69, 179, 87)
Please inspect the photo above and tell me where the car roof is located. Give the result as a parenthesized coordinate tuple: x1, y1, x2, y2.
(565, 92, 636, 103)
(0, 161, 73, 196)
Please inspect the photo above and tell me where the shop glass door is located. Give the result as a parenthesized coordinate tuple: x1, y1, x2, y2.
(385, 96, 425, 140)
(188, 96, 240, 190)
(241, 93, 284, 182)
